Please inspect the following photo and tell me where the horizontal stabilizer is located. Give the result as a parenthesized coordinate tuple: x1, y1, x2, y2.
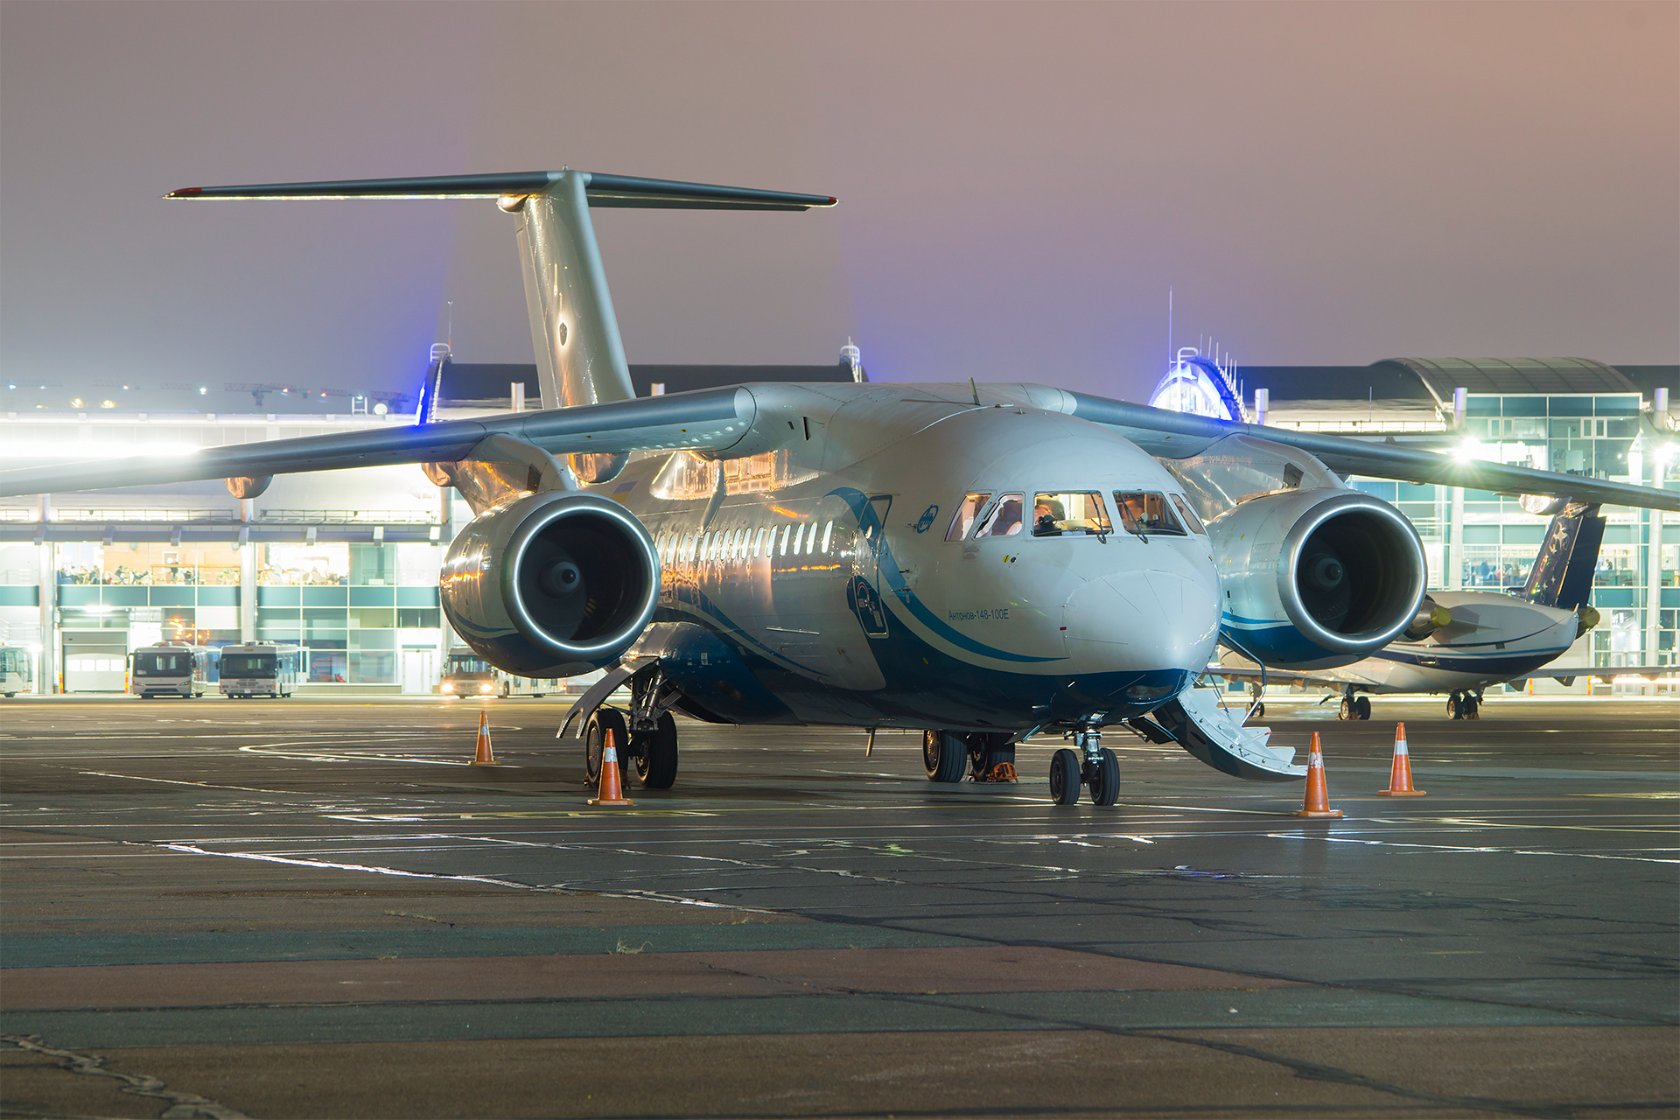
(168, 171, 836, 211)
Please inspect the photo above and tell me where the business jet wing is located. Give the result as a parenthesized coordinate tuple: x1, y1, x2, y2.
(0, 386, 756, 497)
(1065, 393, 1680, 512)
(1519, 665, 1679, 683)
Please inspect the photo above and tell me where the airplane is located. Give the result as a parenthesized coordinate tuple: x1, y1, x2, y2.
(3, 168, 1677, 807)
(1206, 500, 1667, 720)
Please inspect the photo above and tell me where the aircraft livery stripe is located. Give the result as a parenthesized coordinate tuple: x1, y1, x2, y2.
(828, 487, 1064, 665)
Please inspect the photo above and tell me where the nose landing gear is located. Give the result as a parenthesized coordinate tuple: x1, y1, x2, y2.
(1050, 725, 1120, 807)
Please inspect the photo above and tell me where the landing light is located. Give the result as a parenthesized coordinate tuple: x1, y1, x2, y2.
(1453, 438, 1486, 464)
(479, 683, 494, 695)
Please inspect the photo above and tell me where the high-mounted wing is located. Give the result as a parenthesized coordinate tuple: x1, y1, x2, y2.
(0, 387, 755, 498)
(1066, 392, 1680, 512)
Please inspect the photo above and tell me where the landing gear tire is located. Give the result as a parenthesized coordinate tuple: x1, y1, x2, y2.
(633, 713, 679, 790)
(1087, 747, 1120, 807)
(1338, 697, 1353, 721)
(1355, 696, 1372, 721)
(1049, 748, 1081, 806)
(1463, 696, 1480, 721)
(923, 729, 967, 783)
(1447, 694, 1462, 720)
(584, 707, 629, 785)
(966, 732, 1017, 781)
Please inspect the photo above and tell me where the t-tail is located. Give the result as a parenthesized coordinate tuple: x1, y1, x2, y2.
(1521, 501, 1605, 611)
(167, 171, 835, 414)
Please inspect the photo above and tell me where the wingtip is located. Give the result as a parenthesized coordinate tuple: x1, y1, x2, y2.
(165, 187, 203, 199)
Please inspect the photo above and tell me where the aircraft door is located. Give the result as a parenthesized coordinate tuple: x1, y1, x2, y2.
(866, 495, 892, 586)
(847, 495, 892, 639)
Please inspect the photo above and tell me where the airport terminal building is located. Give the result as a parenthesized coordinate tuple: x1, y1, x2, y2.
(1, 352, 1674, 693)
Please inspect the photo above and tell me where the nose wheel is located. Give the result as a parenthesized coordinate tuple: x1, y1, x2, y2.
(1049, 727, 1120, 807)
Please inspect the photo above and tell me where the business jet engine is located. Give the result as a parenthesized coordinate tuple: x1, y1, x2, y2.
(1208, 489, 1426, 669)
(439, 490, 660, 678)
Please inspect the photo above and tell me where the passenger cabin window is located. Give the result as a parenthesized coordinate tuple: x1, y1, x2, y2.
(945, 492, 992, 541)
(974, 493, 1024, 538)
(1031, 491, 1112, 537)
(1113, 491, 1187, 536)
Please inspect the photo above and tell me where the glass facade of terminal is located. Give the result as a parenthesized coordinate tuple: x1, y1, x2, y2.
(0, 410, 452, 693)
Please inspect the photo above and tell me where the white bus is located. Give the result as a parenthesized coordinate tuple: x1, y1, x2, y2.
(130, 641, 210, 699)
(219, 643, 301, 698)
(437, 647, 569, 698)
(0, 646, 33, 697)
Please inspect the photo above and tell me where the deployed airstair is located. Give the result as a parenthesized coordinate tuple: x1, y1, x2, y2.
(1128, 685, 1305, 781)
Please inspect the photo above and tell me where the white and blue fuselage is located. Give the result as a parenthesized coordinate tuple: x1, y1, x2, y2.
(616, 397, 1222, 731)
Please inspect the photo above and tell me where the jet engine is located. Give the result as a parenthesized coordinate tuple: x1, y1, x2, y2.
(439, 490, 660, 678)
(1209, 489, 1426, 668)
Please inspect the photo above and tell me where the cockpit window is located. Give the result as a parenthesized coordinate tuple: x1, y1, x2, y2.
(1170, 494, 1206, 534)
(974, 493, 1024, 538)
(945, 492, 992, 541)
(1113, 491, 1186, 536)
(1031, 491, 1112, 537)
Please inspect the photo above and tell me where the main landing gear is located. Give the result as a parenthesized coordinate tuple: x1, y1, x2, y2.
(1337, 691, 1372, 721)
(923, 730, 1018, 783)
(582, 669, 681, 789)
(1050, 726, 1119, 807)
(1447, 691, 1482, 720)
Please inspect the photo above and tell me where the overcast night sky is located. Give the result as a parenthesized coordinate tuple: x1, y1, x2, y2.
(2, 1, 1676, 402)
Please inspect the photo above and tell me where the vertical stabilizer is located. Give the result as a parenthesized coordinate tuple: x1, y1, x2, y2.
(511, 172, 635, 411)
(1522, 502, 1605, 610)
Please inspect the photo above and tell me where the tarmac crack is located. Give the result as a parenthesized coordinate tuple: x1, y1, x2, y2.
(2, 1034, 251, 1119)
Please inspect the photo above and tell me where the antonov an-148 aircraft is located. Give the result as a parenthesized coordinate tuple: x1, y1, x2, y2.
(4, 170, 1676, 806)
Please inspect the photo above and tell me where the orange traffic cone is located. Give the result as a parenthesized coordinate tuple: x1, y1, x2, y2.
(1293, 732, 1343, 818)
(1377, 722, 1426, 796)
(469, 710, 499, 767)
(588, 728, 633, 807)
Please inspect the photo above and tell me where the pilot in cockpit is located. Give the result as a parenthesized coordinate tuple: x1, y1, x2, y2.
(1033, 497, 1065, 536)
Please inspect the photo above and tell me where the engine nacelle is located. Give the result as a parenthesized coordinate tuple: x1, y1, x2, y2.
(440, 490, 660, 678)
(1209, 489, 1426, 668)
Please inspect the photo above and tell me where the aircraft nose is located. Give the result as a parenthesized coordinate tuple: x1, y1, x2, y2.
(1061, 568, 1221, 675)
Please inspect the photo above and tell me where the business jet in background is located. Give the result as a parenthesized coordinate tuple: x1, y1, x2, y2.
(4, 169, 1675, 807)
(1210, 500, 1674, 719)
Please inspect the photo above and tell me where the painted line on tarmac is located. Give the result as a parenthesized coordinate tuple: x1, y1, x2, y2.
(76, 770, 295, 795)
(1270, 833, 1679, 864)
(142, 841, 779, 914)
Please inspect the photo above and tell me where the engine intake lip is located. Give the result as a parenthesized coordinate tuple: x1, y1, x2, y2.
(502, 492, 659, 658)
(1276, 491, 1425, 655)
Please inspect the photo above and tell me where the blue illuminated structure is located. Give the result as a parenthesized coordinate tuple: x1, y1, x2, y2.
(1148, 348, 1247, 423)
